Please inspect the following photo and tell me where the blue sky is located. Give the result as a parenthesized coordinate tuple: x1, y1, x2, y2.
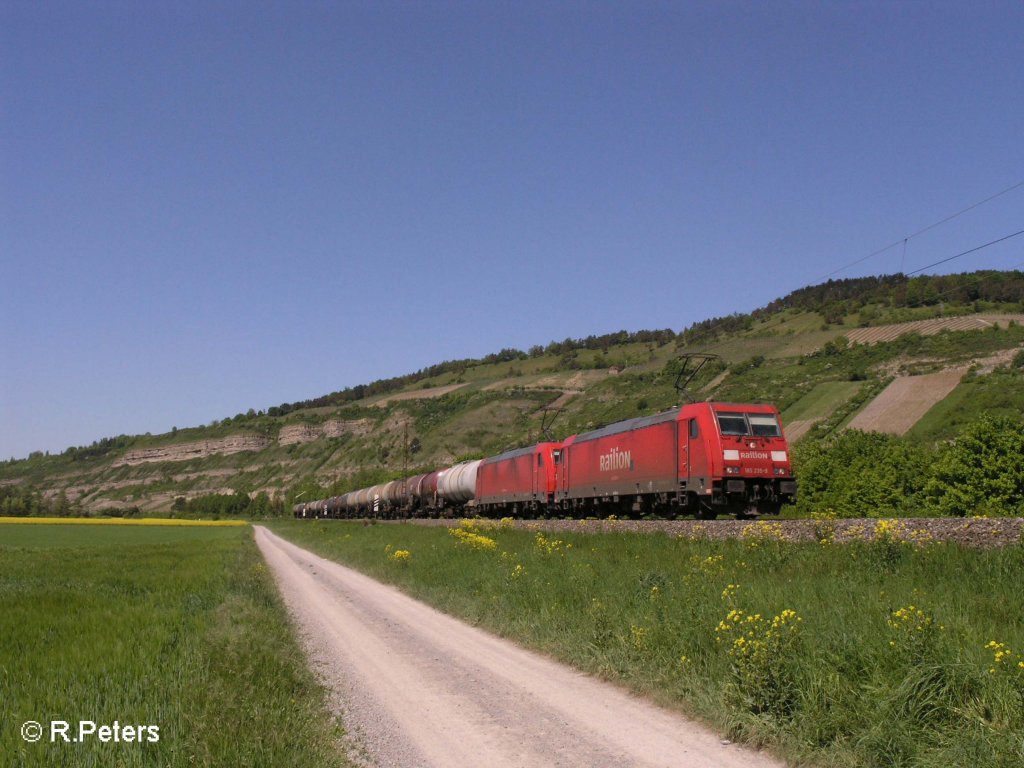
(2, 1, 1022, 459)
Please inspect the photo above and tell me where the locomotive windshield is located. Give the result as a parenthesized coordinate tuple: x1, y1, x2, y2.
(716, 412, 782, 438)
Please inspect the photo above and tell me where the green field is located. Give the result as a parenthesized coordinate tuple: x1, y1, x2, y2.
(909, 366, 1024, 444)
(269, 519, 1024, 768)
(781, 380, 863, 423)
(0, 524, 349, 767)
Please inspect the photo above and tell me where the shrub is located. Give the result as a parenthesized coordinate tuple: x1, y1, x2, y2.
(716, 607, 803, 717)
(448, 520, 498, 551)
(924, 415, 1024, 516)
(729, 355, 765, 376)
(794, 431, 930, 517)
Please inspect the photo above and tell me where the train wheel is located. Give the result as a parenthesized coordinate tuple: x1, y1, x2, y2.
(695, 503, 718, 520)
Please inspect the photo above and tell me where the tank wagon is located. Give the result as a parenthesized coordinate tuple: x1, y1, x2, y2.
(439, 460, 483, 505)
(293, 402, 796, 520)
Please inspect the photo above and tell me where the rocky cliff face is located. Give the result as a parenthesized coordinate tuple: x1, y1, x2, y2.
(110, 419, 376, 467)
(113, 435, 272, 466)
(277, 419, 373, 446)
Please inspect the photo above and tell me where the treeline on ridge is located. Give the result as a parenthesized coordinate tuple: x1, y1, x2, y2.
(680, 270, 1024, 344)
(267, 329, 678, 417)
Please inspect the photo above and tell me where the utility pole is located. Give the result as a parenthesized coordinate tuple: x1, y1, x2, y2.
(403, 419, 409, 478)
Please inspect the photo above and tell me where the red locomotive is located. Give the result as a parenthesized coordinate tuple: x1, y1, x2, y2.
(475, 442, 562, 517)
(557, 402, 794, 518)
(295, 401, 796, 520)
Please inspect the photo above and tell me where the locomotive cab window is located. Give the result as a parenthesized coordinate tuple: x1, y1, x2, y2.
(716, 412, 782, 437)
(749, 413, 782, 437)
(716, 412, 748, 436)
(689, 419, 699, 438)
(552, 450, 562, 464)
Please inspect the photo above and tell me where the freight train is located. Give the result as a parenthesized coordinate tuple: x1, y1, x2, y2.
(293, 401, 797, 520)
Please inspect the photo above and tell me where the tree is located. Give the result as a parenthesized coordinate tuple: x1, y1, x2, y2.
(793, 430, 930, 517)
(250, 492, 270, 517)
(924, 415, 1024, 516)
(54, 490, 71, 517)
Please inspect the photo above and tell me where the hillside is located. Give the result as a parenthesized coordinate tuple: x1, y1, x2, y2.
(3, 270, 1024, 516)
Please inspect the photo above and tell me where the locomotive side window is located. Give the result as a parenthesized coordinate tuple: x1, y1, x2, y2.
(716, 412, 748, 436)
(538, 453, 544, 467)
(689, 419, 699, 438)
(749, 413, 782, 437)
(553, 450, 562, 464)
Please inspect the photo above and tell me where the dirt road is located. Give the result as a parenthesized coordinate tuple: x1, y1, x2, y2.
(254, 526, 786, 768)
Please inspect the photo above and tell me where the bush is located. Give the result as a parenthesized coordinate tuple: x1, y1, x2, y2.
(729, 355, 765, 376)
(793, 431, 930, 517)
(924, 415, 1024, 516)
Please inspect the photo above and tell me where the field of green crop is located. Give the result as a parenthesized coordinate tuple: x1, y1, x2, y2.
(269, 518, 1024, 768)
(781, 380, 862, 424)
(909, 366, 1024, 443)
(1, 523, 349, 767)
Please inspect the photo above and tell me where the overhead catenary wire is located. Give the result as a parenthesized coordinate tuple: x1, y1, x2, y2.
(819, 179, 1024, 281)
(904, 230, 1024, 276)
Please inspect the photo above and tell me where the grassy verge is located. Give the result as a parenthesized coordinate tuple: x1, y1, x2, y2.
(1, 524, 350, 767)
(268, 518, 1024, 768)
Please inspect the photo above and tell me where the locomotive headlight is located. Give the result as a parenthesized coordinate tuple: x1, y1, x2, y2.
(726, 466, 741, 474)
(774, 467, 787, 476)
